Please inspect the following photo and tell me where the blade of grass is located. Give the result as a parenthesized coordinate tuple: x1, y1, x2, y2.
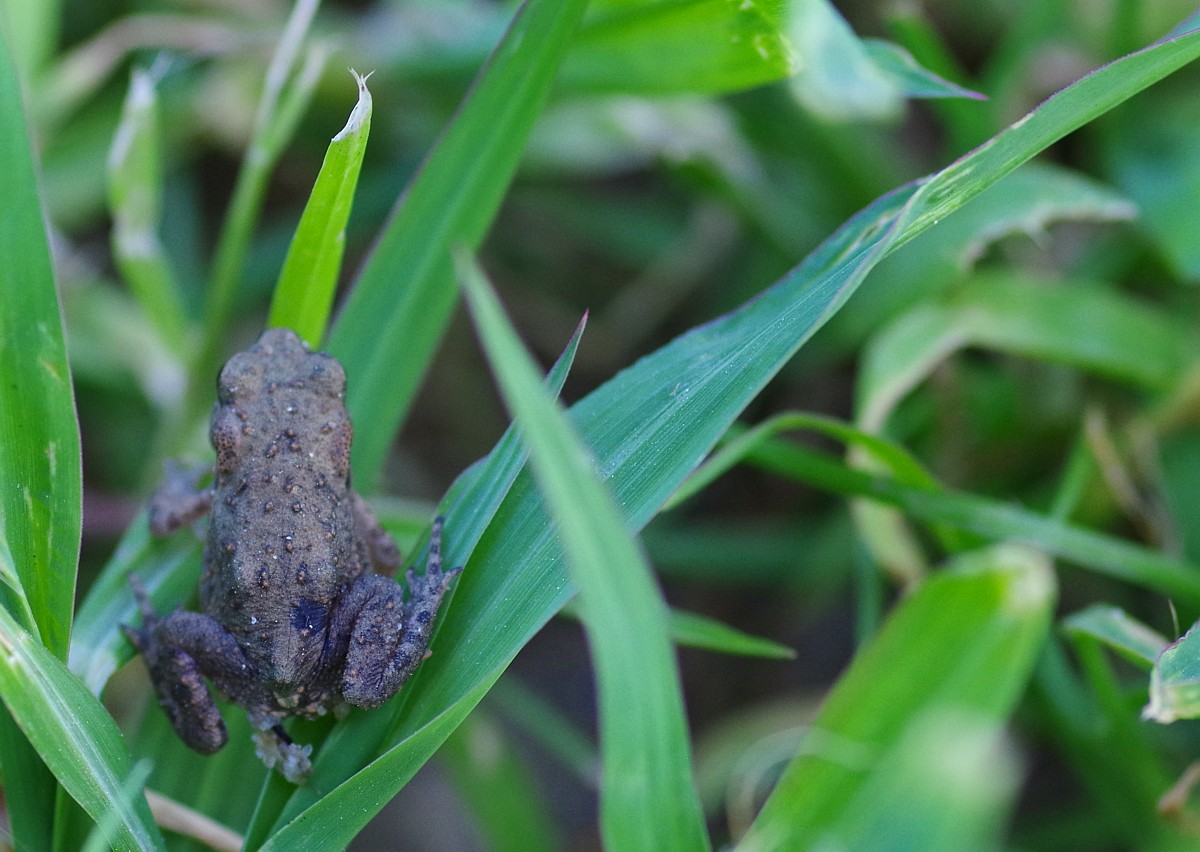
(559, 598, 796, 660)
(738, 544, 1054, 850)
(0, 0, 82, 664)
(328, 0, 589, 490)
(458, 253, 709, 850)
(1062, 605, 1169, 669)
(699, 429, 1200, 605)
(0, 19, 83, 849)
(0, 606, 164, 850)
(263, 19, 1200, 841)
(857, 271, 1193, 431)
(107, 66, 189, 357)
(268, 69, 373, 347)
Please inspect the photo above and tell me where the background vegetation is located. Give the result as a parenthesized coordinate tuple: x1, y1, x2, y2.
(4, 0, 1200, 849)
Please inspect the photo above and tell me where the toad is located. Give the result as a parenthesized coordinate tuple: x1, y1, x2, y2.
(124, 328, 458, 782)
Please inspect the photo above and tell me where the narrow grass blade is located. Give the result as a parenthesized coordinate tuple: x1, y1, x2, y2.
(728, 433, 1200, 605)
(458, 254, 709, 851)
(269, 69, 373, 347)
(0, 7, 82, 663)
(863, 39, 985, 100)
(1062, 605, 1169, 669)
(0, 606, 164, 850)
(667, 608, 796, 660)
(328, 0, 589, 490)
(561, 596, 797, 661)
(107, 66, 188, 356)
(738, 544, 1054, 850)
(559, 0, 795, 95)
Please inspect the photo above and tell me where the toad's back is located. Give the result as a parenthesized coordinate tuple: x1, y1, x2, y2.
(198, 329, 371, 665)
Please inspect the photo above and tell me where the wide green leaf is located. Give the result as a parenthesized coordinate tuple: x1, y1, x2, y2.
(856, 271, 1192, 430)
(738, 544, 1054, 850)
(459, 254, 709, 850)
(329, 0, 590, 490)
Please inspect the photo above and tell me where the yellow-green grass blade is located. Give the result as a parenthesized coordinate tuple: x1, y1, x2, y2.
(269, 69, 373, 347)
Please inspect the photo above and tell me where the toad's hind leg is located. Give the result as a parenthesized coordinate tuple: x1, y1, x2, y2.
(123, 577, 255, 754)
(340, 517, 461, 707)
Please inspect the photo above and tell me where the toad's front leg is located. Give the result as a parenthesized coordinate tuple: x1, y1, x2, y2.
(338, 518, 461, 707)
(123, 577, 255, 754)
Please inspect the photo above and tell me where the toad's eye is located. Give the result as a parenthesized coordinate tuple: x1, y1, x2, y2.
(292, 599, 328, 634)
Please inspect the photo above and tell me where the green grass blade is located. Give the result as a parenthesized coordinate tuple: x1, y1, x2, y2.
(1146, 622, 1200, 723)
(107, 67, 188, 356)
(328, 0, 589, 490)
(458, 254, 709, 851)
(268, 69, 373, 346)
(738, 544, 1055, 850)
(0, 8, 82, 662)
(724, 433, 1200, 604)
(0, 606, 164, 851)
(666, 608, 796, 660)
(1062, 605, 1169, 669)
(559, 0, 795, 95)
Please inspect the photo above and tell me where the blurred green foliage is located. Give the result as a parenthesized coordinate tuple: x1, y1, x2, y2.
(4, 0, 1200, 849)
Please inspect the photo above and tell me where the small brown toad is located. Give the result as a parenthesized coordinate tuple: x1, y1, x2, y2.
(124, 328, 458, 782)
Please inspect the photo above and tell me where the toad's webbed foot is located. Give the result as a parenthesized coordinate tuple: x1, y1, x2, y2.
(340, 517, 461, 707)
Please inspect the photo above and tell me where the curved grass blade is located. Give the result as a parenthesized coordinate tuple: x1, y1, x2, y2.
(328, 0, 589, 490)
(0, 606, 164, 851)
(262, 19, 1200, 843)
(717, 431, 1200, 605)
(269, 69, 373, 347)
(738, 544, 1054, 850)
(1063, 605, 1169, 669)
(458, 254, 709, 850)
